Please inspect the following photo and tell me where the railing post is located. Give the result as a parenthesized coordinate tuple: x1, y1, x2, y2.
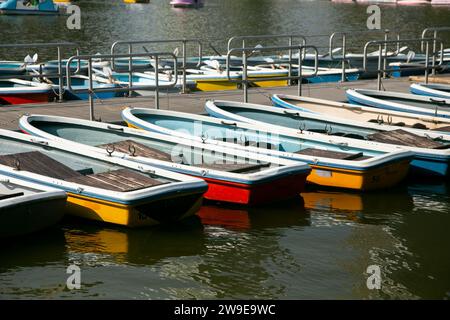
(298, 47, 302, 96)
(432, 30, 437, 76)
(288, 36, 293, 85)
(383, 31, 388, 79)
(243, 48, 248, 103)
(155, 55, 160, 109)
(341, 34, 346, 82)
(182, 40, 187, 93)
(128, 44, 133, 97)
(377, 44, 382, 91)
(87, 58, 94, 121)
(57, 46, 63, 102)
(425, 41, 430, 85)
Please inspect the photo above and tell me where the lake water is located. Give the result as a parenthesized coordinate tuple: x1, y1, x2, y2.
(0, 0, 449, 300)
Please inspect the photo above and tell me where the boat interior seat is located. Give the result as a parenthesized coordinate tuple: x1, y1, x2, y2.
(97, 140, 173, 162)
(432, 125, 450, 133)
(0, 192, 25, 201)
(295, 148, 371, 161)
(214, 137, 276, 149)
(367, 129, 448, 149)
(0, 151, 83, 180)
(65, 168, 168, 192)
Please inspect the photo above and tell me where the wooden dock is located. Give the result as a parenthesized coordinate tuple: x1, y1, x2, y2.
(0, 77, 414, 130)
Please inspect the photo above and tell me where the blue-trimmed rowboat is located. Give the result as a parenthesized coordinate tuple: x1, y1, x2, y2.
(271, 93, 450, 131)
(0, 174, 66, 238)
(93, 69, 197, 95)
(36, 75, 124, 100)
(0, 61, 26, 75)
(0, 129, 207, 227)
(19, 115, 311, 205)
(410, 83, 450, 99)
(256, 96, 450, 177)
(346, 88, 450, 119)
(120, 106, 414, 191)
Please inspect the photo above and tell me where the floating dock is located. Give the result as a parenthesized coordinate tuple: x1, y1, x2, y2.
(0, 76, 414, 130)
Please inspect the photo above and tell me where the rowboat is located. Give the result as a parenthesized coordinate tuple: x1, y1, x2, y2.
(346, 88, 450, 118)
(35, 75, 123, 100)
(0, 129, 207, 227)
(121, 106, 413, 190)
(0, 174, 66, 238)
(208, 98, 450, 177)
(271, 93, 450, 131)
(170, 0, 203, 8)
(19, 115, 311, 205)
(0, 79, 53, 105)
(0, 0, 60, 15)
(26, 59, 89, 76)
(410, 83, 450, 99)
(0, 61, 26, 75)
(94, 69, 197, 94)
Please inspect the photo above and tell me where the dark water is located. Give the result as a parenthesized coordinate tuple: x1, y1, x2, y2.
(1, 0, 450, 299)
(0, 0, 450, 59)
(0, 181, 449, 299)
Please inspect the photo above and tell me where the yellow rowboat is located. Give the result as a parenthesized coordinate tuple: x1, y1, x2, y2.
(0, 130, 207, 227)
(120, 106, 414, 191)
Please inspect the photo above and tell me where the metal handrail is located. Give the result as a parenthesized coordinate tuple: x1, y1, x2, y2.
(0, 42, 78, 102)
(227, 34, 307, 85)
(329, 30, 400, 82)
(226, 45, 318, 103)
(421, 27, 450, 75)
(111, 39, 202, 94)
(363, 38, 444, 90)
(66, 52, 178, 120)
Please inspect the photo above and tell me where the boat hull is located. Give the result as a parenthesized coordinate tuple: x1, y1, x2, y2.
(193, 80, 238, 91)
(0, 92, 51, 105)
(66, 191, 203, 227)
(0, 191, 66, 238)
(309, 158, 410, 191)
(203, 171, 307, 205)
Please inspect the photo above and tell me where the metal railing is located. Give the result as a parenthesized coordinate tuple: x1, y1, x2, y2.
(111, 39, 202, 94)
(0, 42, 79, 102)
(227, 34, 307, 85)
(226, 45, 318, 103)
(66, 52, 178, 121)
(329, 30, 401, 81)
(421, 27, 450, 75)
(363, 38, 444, 90)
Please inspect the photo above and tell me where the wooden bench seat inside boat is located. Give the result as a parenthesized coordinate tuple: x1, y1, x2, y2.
(432, 126, 450, 133)
(0, 192, 25, 201)
(367, 129, 450, 149)
(65, 168, 167, 192)
(295, 148, 371, 160)
(199, 161, 271, 173)
(0, 151, 82, 180)
(97, 140, 172, 162)
(0, 151, 166, 192)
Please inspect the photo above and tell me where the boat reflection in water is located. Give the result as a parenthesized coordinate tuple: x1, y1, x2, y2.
(63, 218, 206, 266)
(198, 198, 309, 231)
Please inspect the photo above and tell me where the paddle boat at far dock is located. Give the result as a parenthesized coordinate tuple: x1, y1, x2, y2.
(0, 0, 61, 15)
